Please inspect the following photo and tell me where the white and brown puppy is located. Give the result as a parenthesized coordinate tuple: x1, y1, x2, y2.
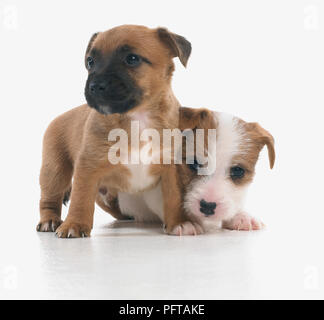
(102, 107, 275, 235)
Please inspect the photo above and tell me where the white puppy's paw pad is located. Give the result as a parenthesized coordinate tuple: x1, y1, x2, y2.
(223, 213, 264, 231)
(169, 221, 204, 236)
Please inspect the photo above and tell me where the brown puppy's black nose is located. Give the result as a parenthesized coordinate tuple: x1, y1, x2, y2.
(89, 80, 107, 94)
(200, 199, 216, 216)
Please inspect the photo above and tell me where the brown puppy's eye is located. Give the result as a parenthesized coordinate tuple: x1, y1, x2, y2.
(230, 166, 245, 180)
(87, 56, 94, 69)
(125, 54, 141, 67)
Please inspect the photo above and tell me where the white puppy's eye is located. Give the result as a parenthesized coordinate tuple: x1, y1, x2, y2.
(230, 166, 245, 180)
(188, 158, 203, 172)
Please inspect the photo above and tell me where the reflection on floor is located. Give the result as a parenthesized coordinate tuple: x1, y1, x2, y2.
(1, 216, 323, 299)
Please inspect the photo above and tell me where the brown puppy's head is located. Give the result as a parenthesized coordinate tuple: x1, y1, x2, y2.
(177, 107, 275, 222)
(84, 25, 191, 115)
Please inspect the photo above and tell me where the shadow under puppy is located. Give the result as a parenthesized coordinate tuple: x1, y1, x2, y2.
(101, 107, 275, 235)
(37, 25, 192, 238)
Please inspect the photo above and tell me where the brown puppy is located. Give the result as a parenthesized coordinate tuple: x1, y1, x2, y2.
(37, 25, 192, 238)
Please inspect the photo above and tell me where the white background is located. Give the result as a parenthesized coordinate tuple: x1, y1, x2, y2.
(0, 0, 323, 299)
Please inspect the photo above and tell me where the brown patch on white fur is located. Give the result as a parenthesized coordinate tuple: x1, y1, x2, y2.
(229, 119, 275, 187)
(243, 121, 275, 169)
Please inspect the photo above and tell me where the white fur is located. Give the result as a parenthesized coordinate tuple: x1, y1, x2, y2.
(123, 111, 160, 192)
(126, 163, 158, 192)
(118, 183, 163, 222)
(115, 111, 164, 221)
(142, 183, 164, 221)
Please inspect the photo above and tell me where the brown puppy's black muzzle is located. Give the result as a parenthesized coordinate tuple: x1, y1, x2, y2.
(85, 72, 142, 115)
(88, 74, 130, 101)
(89, 80, 106, 94)
(200, 199, 216, 216)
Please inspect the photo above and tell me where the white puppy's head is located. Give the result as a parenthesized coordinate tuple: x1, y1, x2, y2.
(178, 107, 275, 224)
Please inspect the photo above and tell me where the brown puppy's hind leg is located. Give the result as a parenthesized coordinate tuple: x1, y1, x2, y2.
(96, 193, 131, 220)
(37, 121, 73, 232)
(38, 164, 73, 232)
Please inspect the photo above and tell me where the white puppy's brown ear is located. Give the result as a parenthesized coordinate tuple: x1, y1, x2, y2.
(157, 28, 192, 67)
(246, 122, 275, 169)
(179, 107, 215, 130)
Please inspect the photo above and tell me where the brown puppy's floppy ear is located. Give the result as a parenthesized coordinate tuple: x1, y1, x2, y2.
(246, 122, 276, 169)
(157, 28, 192, 67)
(85, 32, 99, 65)
(85, 32, 99, 55)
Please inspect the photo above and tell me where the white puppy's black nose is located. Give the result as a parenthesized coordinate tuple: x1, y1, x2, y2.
(200, 199, 216, 216)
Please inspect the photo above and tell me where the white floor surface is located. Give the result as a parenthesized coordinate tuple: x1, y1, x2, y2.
(1, 210, 323, 300)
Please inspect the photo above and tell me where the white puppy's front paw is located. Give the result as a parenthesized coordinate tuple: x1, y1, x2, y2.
(222, 212, 265, 231)
(168, 221, 204, 236)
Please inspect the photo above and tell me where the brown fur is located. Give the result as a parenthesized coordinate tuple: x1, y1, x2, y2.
(37, 25, 192, 237)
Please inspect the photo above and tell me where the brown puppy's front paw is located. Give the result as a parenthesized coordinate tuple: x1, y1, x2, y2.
(167, 221, 204, 236)
(55, 221, 91, 238)
(36, 217, 62, 232)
